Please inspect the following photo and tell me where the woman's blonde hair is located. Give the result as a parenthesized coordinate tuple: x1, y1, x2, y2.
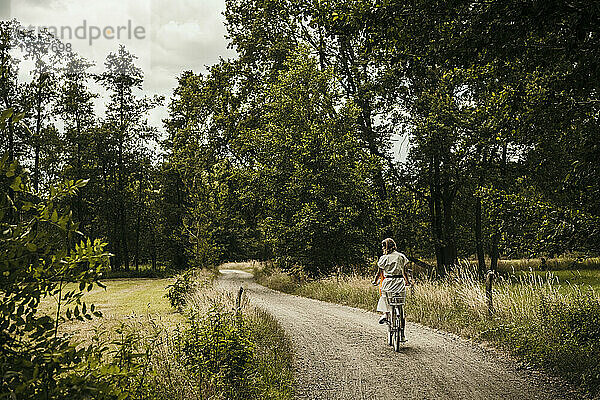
(381, 238, 397, 254)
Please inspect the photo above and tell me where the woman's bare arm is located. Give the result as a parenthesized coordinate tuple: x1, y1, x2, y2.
(403, 267, 411, 286)
(372, 268, 383, 285)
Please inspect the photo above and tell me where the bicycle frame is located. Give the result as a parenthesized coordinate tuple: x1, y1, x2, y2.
(385, 292, 406, 352)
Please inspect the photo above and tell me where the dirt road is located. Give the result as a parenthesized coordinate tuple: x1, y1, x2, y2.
(219, 269, 576, 400)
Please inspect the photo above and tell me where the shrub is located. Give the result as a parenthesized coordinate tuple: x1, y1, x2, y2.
(0, 153, 113, 399)
(505, 291, 600, 393)
(165, 269, 212, 310)
(160, 270, 294, 400)
(180, 306, 256, 399)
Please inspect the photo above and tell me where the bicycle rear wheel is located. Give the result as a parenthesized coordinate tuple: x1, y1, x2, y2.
(400, 304, 406, 342)
(387, 306, 395, 346)
(393, 306, 402, 352)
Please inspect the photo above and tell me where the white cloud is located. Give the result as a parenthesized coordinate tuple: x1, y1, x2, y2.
(8, 0, 236, 133)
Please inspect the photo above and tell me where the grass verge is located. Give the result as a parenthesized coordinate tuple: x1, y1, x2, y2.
(253, 262, 600, 397)
(42, 268, 294, 400)
(180, 282, 295, 400)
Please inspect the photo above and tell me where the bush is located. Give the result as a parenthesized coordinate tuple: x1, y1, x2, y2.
(68, 323, 160, 400)
(505, 291, 600, 392)
(0, 153, 114, 399)
(165, 269, 212, 310)
(160, 269, 294, 400)
(179, 306, 256, 399)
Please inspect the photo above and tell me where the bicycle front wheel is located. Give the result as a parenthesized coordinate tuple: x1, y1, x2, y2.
(393, 306, 402, 352)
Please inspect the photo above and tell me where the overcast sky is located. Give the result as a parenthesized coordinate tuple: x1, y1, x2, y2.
(8, 0, 236, 133)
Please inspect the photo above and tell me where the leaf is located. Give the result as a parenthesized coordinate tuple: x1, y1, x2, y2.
(0, 108, 13, 121)
(51, 210, 58, 223)
(75, 179, 89, 188)
(9, 176, 22, 192)
(13, 112, 26, 122)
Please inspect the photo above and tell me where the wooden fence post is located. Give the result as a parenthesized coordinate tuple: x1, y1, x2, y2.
(236, 286, 244, 311)
(486, 270, 495, 318)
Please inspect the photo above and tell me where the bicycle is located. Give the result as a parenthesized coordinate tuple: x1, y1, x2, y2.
(385, 291, 406, 352)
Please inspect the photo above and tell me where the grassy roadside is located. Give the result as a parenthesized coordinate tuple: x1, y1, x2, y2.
(40, 269, 294, 400)
(183, 282, 295, 400)
(253, 262, 600, 397)
(518, 269, 600, 290)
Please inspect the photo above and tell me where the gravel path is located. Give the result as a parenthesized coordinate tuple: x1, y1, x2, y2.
(219, 269, 578, 400)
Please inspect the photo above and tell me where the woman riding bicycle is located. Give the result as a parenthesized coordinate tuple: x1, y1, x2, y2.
(372, 238, 411, 324)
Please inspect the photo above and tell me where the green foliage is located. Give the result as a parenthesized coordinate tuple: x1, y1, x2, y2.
(165, 47, 382, 275)
(0, 150, 112, 399)
(255, 47, 381, 275)
(164, 269, 207, 310)
(180, 306, 256, 399)
(478, 185, 600, 257)
(218, 0, 600, 272)
(63, 323, 160, 400)
(500, 291, 600, 394)
(93, 45, 164, 272)
(3, 30, 171, 275)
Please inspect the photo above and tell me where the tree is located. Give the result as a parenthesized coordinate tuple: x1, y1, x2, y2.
(55, 54, 98, 235)
(253, 47, 381, 274)
(20, 28, 64, 193)
(95, 45, 163, 271)
(0, 20, 25, 162)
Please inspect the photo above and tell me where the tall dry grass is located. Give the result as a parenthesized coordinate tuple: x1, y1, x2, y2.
(256, 263, 600, 396)
(101, 269, 295, 400)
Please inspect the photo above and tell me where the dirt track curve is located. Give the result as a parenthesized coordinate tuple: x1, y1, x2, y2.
(218, 269, 578, 400)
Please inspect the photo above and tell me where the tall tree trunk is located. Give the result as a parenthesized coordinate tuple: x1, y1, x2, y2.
(103, 158, 120, 272)
(442, 190, 457, 266)
(429, 154, 446, 275)
(475, 148, 487, 274)
(134, 172, 142, 271)
(150, 224, 157, 271)
(490, 232, 500, 271)
(475, 197, 486, 273)
(337, 35, 387, 202)
(33, 82, 43, 192)
(75, 111, 85, 234)
(117, 84, 129, 271)
(120, 206, 129, 271)
(490, 143, 508, 272)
